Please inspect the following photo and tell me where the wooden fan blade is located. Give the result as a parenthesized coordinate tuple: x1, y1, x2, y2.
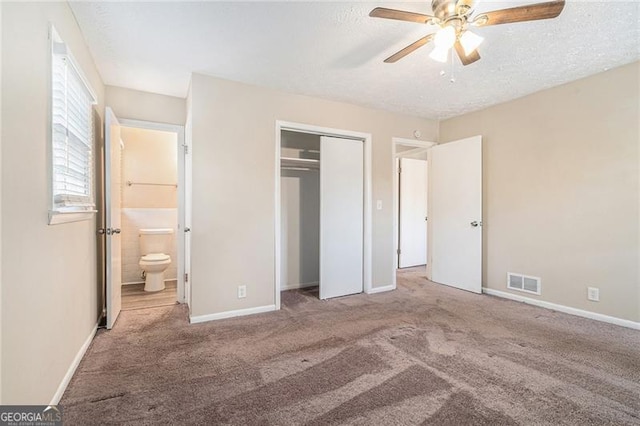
(454, 40, 481, 66)
(473, 0, 565, 26)
(369, 7, 435, 24)
(384, 35, 434, 63)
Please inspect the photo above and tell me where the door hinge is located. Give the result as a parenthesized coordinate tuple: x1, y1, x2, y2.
(397, 249, 401, 255)
(184, 273, 189, 283)
(183, 144, 189, 155)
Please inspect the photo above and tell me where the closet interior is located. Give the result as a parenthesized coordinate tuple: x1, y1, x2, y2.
(280, 131, 321, 296)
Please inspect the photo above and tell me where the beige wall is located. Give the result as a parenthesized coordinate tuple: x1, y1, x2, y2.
(439, 62, 640, 322)
(1, 2, 104, 403)
(121, 127, 178, 209)
(106, 85, 186, 125)
(190, 73, 437, 317)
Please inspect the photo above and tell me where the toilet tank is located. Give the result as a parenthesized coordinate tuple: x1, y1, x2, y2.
(139, 228, 174, 255)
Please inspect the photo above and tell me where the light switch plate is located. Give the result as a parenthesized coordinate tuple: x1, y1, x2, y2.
(376, 200, 383, 210)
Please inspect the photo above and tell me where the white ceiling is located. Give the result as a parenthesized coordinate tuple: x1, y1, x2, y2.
(69, 1, 640, 120)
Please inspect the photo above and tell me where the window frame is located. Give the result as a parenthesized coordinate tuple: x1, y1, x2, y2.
(48, 25, 98, 225)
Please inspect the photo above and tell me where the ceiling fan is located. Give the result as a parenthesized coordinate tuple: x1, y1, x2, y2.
(370, 0, 566, 65)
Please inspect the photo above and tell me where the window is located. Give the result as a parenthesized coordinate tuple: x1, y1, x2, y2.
(49, 26, 97, 225)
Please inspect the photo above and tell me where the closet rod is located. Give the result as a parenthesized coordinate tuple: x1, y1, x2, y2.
(280, 156, 319, 164)
(282, 167, 319, 172)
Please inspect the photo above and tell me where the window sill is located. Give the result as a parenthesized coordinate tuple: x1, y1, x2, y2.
(48, 209, 97, 225)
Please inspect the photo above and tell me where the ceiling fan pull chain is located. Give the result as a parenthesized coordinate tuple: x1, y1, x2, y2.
(450, 47, 456, 83)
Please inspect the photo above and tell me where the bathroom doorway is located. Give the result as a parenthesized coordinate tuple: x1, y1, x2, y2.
(392, 138, 435, 288)
(100, 109, 189, 328)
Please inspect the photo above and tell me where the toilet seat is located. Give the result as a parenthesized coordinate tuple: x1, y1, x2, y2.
(141, 253, 170, 262)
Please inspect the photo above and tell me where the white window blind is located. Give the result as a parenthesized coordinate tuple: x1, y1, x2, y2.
(51, 28, 97, 211)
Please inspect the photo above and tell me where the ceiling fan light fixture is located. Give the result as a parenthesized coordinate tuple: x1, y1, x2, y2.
(429, 45, 450, 63)
(459, 30, 484, 55)
(433, 25, 456, 49)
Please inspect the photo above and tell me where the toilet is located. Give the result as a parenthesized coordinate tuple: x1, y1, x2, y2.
(138, 228, 173, 292)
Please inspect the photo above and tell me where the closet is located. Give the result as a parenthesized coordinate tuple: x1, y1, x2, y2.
(280, 130, 364, 299)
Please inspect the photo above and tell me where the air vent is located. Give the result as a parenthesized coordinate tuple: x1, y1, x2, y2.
(507, 272, 541, 295)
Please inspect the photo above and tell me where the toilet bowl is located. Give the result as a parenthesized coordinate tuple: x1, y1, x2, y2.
(138, 228, 174, 292)
(139, 254, 171, 292)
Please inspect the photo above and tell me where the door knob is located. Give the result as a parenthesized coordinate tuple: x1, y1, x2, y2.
(112, 228, 121, 234)
(184, 227, 191, 233)
(97, 228, 106, 235)
(470, 221, 480, 227)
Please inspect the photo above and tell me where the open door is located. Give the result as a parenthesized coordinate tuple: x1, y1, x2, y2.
(319, 136, 363, 299)
(105, 107, 122, 328)
(428, 136, 482, 293)
(399, 158, 428, 268)
(183, 115, 192, 309)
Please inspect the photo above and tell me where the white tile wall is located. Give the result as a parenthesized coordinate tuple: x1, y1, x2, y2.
(121, 208, 178, 284)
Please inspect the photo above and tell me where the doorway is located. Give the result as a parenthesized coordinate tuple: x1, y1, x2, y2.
(392, 138, 436, 286)
(392, 136, 483, 294)
(398, 155, 428, 268)
(101, 108, 189, 329)
(275, 121, 373, 310)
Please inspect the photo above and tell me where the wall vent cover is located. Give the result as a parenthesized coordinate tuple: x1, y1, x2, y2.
(507, 272, 541, 295)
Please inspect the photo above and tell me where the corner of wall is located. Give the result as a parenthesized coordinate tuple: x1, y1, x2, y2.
(0, 0, 4, 405)
(104, 85, 187, 126)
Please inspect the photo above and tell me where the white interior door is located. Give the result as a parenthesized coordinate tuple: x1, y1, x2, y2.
(178, 116, 191, 308)
(399, 158, 428, 268)
(428, 136, 482, 293)
(319, 136, 363, 299)
(183, 131, 192, 309)
(105, 107, 122, 329)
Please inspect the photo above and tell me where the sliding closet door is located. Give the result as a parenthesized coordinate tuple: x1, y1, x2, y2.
(319, 136, 364, 299)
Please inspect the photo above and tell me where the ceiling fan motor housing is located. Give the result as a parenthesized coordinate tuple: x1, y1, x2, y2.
(432, 0, 472, 21)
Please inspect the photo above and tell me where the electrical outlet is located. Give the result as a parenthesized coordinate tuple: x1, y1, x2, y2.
(587, 287, 599, 302)
(238, 285, 247, 299)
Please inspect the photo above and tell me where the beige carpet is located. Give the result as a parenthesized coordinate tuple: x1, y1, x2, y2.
(61, 268, 640, 425)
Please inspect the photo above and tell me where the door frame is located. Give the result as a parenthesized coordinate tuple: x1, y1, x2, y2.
(275, 121, 372, 310)
(392, 138, 436, 288)
(118, 118, 190, 306)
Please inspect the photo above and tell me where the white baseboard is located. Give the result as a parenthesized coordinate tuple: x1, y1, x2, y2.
(190, 304, 276, 324)
(367, 284, 396, 295)
(483, 288, 640, 330)
(280, 281, 318, 291)
(50, 323, 98, 405)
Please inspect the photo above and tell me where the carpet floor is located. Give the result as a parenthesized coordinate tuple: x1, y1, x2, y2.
(61, 268, 640, 425)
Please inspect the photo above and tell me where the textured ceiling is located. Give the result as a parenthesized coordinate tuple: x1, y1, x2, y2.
(69, 1, 640, 120)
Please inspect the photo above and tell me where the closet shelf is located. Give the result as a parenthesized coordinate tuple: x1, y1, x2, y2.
(281, 157, 320, 170)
